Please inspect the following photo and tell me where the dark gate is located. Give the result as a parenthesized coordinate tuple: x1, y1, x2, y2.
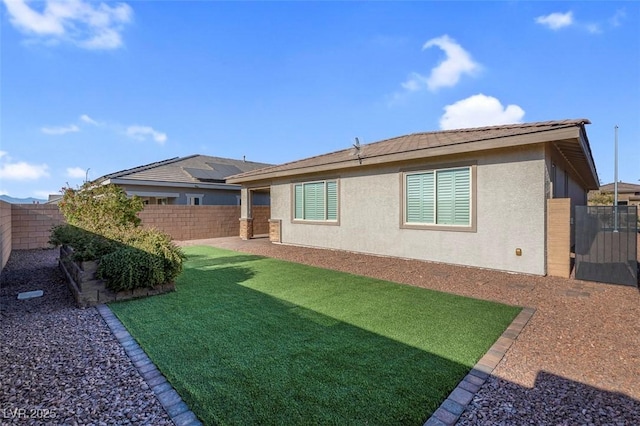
(575, 205, 638, 286)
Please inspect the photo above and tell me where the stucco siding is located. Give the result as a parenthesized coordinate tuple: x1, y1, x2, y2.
(271, 145, 548, 275)
(118, 183, 265, 206)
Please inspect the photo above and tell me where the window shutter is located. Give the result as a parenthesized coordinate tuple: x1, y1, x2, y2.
(294, 184, 303, 219)
(436, 170, 454, 224)
(406, 174, 422, 223)
(452, 168, 470, 225)
(423, 173, 435, 223)
(406, 173, 434, 223)
(436, 168, 470, 225)
(326, 181, 337, 220)
(304, 182, 323, 220)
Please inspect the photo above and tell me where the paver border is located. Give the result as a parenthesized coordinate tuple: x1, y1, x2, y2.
(98, 301, 533, 426)
(96, 304, 202, 426)
(423, 306, 536, 426)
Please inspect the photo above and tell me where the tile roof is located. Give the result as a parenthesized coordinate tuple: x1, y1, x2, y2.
(598, 182, 640, 193)
(96, 155, 272, 185)
(227, 119, 597, 186)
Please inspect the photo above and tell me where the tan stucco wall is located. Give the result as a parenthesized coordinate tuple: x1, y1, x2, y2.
(1, 201, 12, 269)
(270, 145, 549, 275)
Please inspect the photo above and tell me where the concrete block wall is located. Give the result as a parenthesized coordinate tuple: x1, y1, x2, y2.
(137, 205, 242, 241)
(1, 204, 254, 261)
(252, 205, 270, 235)
(11, 204, 65, 250)
(1, 201, 11, 270)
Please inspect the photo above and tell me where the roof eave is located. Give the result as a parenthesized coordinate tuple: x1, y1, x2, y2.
(106, 178, 241, 191)
(228, 125, 585, 184)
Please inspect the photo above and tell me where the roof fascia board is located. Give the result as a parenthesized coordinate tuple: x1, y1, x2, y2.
(228, 126, 581, 183)
(577, 127, 599, 188)
(107, 178, 241, 191)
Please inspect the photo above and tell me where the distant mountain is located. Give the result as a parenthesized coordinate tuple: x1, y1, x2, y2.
(0, 195, 47, 204)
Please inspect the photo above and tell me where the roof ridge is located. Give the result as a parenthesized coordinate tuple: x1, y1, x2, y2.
(97, 156, 187, 181)
(96, 154, 274, 182)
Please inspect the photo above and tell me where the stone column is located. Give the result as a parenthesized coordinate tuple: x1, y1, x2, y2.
(239, 187, 253, 240)
(269, 219, 281, 243)
(239, 218, 254, 240)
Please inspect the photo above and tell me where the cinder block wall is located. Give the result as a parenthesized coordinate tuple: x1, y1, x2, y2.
(0, 201, 12, 269)
(137, 205, 242, 241)
(252, 205, 271, 235)
(11, 204, 65, 250)
(3, 204, 257, 255)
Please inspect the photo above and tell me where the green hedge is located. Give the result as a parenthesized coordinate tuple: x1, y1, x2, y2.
(50, 183, 185, 292)
(51, 224, 185, 292)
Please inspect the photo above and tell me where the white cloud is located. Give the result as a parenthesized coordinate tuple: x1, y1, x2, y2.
(609, 9, 626, 27)
(41, 124, 80, 135)
(66, 167, 86, 178)
(399, 35, 480, 94)
(0, 151, 7, 159)
(2, 0, 133, 50)
(80, 114, 98, 125)
(422, 35, 481, 91)
(439, 94, 525, 130)
(535, 11, 574, 30)
(586, 23, 602, 34)
(126, 125, 167, 144)
(0, 160, 50, 181)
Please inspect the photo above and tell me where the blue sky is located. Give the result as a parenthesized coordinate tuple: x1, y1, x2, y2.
(1, 1, 638, 199)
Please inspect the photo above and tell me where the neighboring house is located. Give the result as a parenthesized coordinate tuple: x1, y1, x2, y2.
(95, 155, 272, 206)
(228, 119, 599, 276)
(589, 182, 640, 207)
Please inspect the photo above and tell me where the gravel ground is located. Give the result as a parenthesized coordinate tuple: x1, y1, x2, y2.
(3, 240, 639, 425)
(0, 249, 173, 425)
(181, 237, 640, 425)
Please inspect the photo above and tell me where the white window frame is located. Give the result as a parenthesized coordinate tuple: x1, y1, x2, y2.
(186, 193, 204, 206)
(401, 164, 476, 232)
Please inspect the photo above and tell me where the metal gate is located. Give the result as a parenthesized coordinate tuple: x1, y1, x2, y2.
(575, 205, 638, 286)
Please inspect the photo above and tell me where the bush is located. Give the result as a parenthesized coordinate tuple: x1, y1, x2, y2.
(50, 224, 118, 261)
(50, 182, 185, 291)
(58, 182, 143, 233)
(97, 228, 186, 292)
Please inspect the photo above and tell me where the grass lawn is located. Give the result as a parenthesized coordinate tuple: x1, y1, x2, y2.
(109, 246, 521, 425)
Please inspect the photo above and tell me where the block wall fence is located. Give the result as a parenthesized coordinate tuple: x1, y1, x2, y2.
(1, 201, 12, 270)
(0, 203, 271, 270)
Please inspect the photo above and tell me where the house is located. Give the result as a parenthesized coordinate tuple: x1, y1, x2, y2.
(228, 119, 599, 276)
(94, 155, 272, 206)
(589, 182, 640, 207)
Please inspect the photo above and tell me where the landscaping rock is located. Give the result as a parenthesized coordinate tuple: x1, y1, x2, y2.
(0, 249, 173, 425)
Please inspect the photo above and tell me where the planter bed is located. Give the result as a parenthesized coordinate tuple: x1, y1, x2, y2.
(58, 245, 175, 308)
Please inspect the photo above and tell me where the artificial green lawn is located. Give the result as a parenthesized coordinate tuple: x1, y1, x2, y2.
(109, 246, 521, 425)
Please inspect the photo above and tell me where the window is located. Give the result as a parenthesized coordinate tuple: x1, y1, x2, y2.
(404, 166, 471, 227)
(293, 180, 338, 222)
(186, 194, 203, 205)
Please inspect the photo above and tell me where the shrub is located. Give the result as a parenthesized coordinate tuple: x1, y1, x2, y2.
(98, 228, 186, 292)
(50, 224, 118, 261)
(50, 182, 185, 291)
(58, 182, 143, 233)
